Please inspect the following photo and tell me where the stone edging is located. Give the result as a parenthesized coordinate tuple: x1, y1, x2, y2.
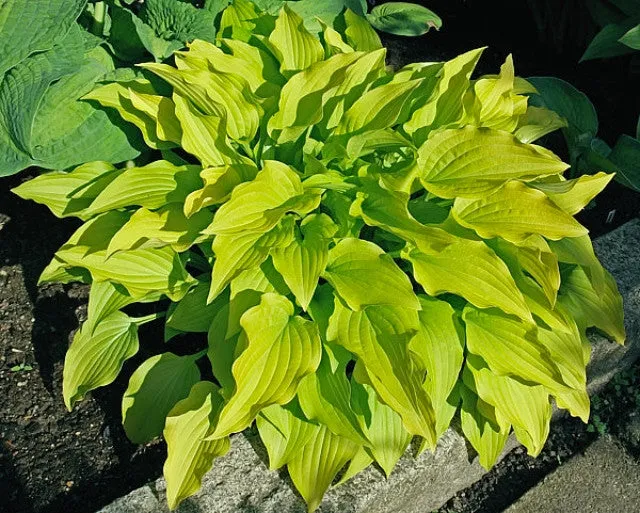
(99, 219, 640, 513)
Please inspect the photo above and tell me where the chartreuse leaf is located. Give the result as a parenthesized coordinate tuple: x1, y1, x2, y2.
(184, 162, 259, 216)
(297, 343, 369, 445)
(465, 355, 551, 456)
(209, 216, 295, 301)
(63, 311, 139, 410)
(460, 385, 510, 470)
(54, 212, 196, 301)
(230, 259, 291, 299)
(452, 181, 588, 243)
(328, 300, 437, 446)
(172, 95, 239, 167)
(268, 4, 324, 75)
(288, 424, 360, 512)
(410, 296, 464, 438)
(352, 383, 412, 476)
(11, 161, 120, 219)
(85, 160, 203, 216)
(140, 62, 262, 142)
(530, 172, 615, 215)
(163, 381, 230, 510)
(272, 214, 337, 310)
(122, 352, 202, 444)
(343, 8, 383, 52)
(321, 20, 355, 55)
(335, 446, 374, 486)
(559, 266, 625, 344)
(167, 278, 222, 334)
(208, 293, 322, 438)
(463, 306, 566, 391)
(323, 238, 420, 311)
(367, 2, 442, 37)
(404, 239, 533, 322)
(515, 106, 568, 144)
(548, 235, 606, 294)
(334, 79, 422, 136)
(83, 79, 180, 149)
(405, 48, 485, 144)
(267, 51, 364, 142)
(85, 280, 136, 333)
(256, 402, 319, 470)
(418, 127, 569, 198)
(207, 160, 320, 236)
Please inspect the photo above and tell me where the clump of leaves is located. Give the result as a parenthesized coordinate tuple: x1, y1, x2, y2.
(581, 0, 640, 61)
(13, 3, 625, 511)
(528, 76, 640, 192)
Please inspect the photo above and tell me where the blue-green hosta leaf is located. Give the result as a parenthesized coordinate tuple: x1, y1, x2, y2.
(297, 343, 369, 445)
(107, 205, 212, 255)
(514, 106, 568, 144)
(367, 2, 442, 37)
(352, 383, 412, 477)
(141, 62, 262, 142)
(85, 160, 203, 216)
(83, 79, 181, 150)
(452, 181, 588, 243)
(63, 311, 139, 410)
(284, 0, 367, 34)
(459, 385, 510, 470)
(207, 160, 320, 236)
(208, 293, 322, 438)
(465, 356, 551, 457)
(343, 8, 383, 51)
(609, 134, 640, 192)
(0, 0, 86, 75)
(620, 24, 640, 49)
(581, 20, 639, 61)
(256, 402, 319, 470)
(558, 266, 625, 344)
(529, 172, 614, 215)
(268, 4, 324, 75)
(323, 238, 420, 311)
(287, 424, 360, 512)
(463, 306, 566, 391)
(122, 352, 202, 444)
(0, 29, 141, 176)
(327, 300, 437, 445)
(11, 162, 120, 219)
(527, 77, 599, 144)
(403, 240, 533, 322)
(163, 381, 230, 510)
(272, 214, 337, 310)
(410, 296, 465, 438)
(405, 48, 485, 145)
(418, 127, 569, 199)
(209, 215, 295, 301)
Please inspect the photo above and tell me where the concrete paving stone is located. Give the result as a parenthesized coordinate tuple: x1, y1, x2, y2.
(99, 220, 640, 513)
(505, 436, 640, 513)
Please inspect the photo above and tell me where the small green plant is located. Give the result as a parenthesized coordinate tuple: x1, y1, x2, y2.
(581, 0, 640, 61)
(13, 2, 625, 511)
(9, 363, 34, 373)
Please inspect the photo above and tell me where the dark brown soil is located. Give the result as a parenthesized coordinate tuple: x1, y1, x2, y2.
(0, 3, 638, 513)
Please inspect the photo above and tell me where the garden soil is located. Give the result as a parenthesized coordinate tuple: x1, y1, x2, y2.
(1, 2, 639, 512)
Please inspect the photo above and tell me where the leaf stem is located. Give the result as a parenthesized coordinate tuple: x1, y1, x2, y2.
(132, 311, 166, 326)
(92, 1, 107, 37)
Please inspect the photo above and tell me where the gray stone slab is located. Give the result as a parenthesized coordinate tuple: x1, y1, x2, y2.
(505, 436, 640, 513)
(99, 219, 640, 513)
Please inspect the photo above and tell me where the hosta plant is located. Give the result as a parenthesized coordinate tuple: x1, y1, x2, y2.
(13, 3, 625, 511)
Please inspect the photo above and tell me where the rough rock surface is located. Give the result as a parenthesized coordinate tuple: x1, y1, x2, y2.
(99, 220, 640, 513)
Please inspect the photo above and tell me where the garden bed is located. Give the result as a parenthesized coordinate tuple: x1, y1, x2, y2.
(1, 2, 639, 513)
